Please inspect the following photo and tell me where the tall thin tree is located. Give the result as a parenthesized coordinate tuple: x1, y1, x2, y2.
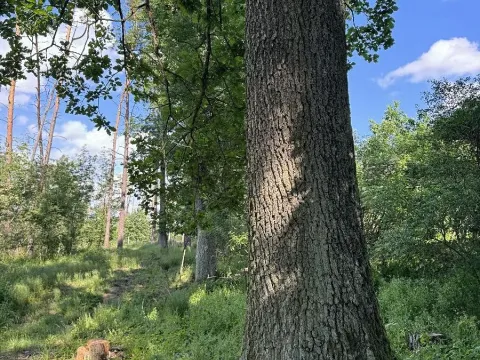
(44, 24, 72, 165)
(158, 151, 168, 248)
(150, 183, 158, 243)
(5, 24, 20, 164)
(104, 84, 128, 248)
(34, 33, 44, 162)
(117, 81, 130, 249)
(31, 83, 55, 161)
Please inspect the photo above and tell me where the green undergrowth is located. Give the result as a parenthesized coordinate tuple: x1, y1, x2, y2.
(1, 244, 479, 359)
(0, 245, 245, 359)
(378, 274, 480, 359)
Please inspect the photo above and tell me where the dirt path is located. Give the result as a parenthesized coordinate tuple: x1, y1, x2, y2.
(102, 268, 143, 304)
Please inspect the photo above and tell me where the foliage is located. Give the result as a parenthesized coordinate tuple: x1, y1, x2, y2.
(0, 148, 95, 257)
(378, 277, 480, 359)
(346, 0, 398, 68)
(79, 209, 152, 248)
(128, 0, 247, 237)
(357, 94, 480, 358)
(211, 210, 248, 276)
(357, 102, 480, 279)
(78, 210, 108, 249)
(123, 210, 152, 244)
(0, 0, 124, 130)
(422, 75, 480, 166)
(35, 155, 95, 255)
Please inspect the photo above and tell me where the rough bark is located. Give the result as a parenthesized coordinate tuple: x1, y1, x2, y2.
(241, 1, 394, 359)
(104, 84, 127, 248)
(194, 197, 216, 281)
(117, 82, 130, 249)
(158, 154, 168, 248)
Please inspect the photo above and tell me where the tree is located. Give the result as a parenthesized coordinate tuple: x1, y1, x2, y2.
(0, 146, 95, 257)
(117, 81, 131, 249)
(422, 76, 480, 167)
(44, 24, 73, 166)
(241, 0, 396, 358)
(358, 99, 480, 288)
(158, 151, 168, 248)
(128, 0, 246, 276)
(6, 75, 16, 164)
(357, 104, 431, 277)
(5, 24, 20, 164)
(104, 83, 128, 248)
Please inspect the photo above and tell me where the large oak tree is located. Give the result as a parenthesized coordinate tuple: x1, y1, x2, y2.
(242, 0, 396, 358)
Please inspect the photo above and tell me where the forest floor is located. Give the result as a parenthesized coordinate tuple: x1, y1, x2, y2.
(1, 244, 479, 359)
(0, 245, 245, 360)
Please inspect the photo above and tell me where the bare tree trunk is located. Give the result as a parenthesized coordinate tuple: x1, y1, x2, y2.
(42, 90, 59, 165)
(158, 154, 168, 248)
(241, 0, 394, 359)
(43, 25, 72, 165)
(31, 86, 54, 161)
(117, 82, 130, 249)
(194, 196, 216, 281)
(104, 84, 128, 249)
(180, 247, 187, 274)
(6, 79, 16, 164)
(180, 234, 191, 274)
(6, 24, 20, 164)
(150, 186, 158, 243)
(34, 34, 44, 162)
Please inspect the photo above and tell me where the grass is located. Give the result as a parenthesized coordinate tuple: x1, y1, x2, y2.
(1, 243, 479, 359)
(0, 245, 245, 359)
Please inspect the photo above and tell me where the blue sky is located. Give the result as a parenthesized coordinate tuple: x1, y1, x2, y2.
(349, 0, 480, 135)
(1, 0, 479, 158)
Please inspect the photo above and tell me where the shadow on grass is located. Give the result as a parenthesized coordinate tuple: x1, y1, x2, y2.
(0, 251, 115, 355)
(0, 244, 200, 358)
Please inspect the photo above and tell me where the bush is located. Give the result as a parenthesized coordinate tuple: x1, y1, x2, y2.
(378, 277, 480, 358)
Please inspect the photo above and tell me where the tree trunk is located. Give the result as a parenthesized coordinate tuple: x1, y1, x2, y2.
(194, 196, 216, 281)
(117, 82, 130, 249)
(5, 24, 20, 164)
(44, 25, 72, 166)
(35, 34, 44, 163)
(150, 186, 158, 244)
(6, 79, 16, 164)
(42, 89, 59, 165)
(32, 85, 54, 162)
(241, 1, 394, 359)
(104, 84, 127, 248)
(158, 154, 168, 248)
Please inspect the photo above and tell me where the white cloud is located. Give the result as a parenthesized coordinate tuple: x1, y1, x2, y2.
(0, 91, 31, 107)
(17, 115, 29, 125)
(50, 120, 134, 161)
(51, 120, 114, 159)
(378, 38, 480, 88)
